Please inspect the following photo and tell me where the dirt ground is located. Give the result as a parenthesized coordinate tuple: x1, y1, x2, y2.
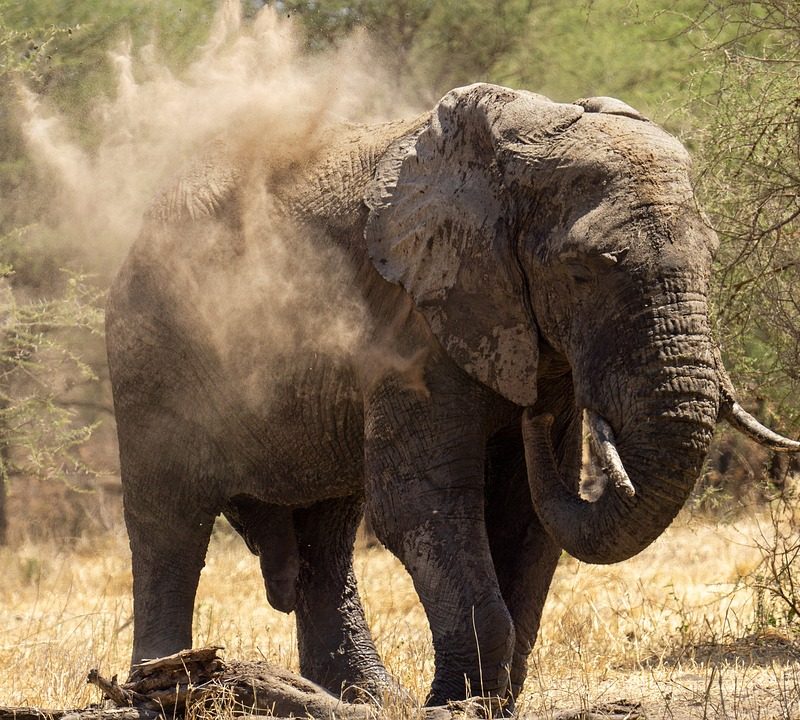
(0, 494, 798, 719)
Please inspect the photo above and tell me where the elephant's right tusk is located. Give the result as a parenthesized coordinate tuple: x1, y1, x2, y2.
(586, 409, 636, 497)
(721, 401, 800, 452)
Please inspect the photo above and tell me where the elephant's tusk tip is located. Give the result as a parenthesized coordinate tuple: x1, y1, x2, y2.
(587, 409, 637, 499)
(604, 463, 636, 497)
(723, 401, 800, 452)
(615, 475, 636, 497)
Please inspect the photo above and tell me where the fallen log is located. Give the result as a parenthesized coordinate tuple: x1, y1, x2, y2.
(0, 648, 646, 720)
(0, 708, 68, 720)
(88, 647, 374, 719)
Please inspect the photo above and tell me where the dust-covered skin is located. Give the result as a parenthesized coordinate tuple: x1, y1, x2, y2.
(106, 83, 797, 710)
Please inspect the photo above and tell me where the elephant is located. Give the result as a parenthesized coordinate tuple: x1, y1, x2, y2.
(106, 83, 798, 710)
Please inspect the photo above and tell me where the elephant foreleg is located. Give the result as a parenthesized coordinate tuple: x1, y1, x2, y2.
(485, 455, 560, 697)
(293, 495, 389, 702)
(365, 377, 514, 709)
(126, 508, 215, 667)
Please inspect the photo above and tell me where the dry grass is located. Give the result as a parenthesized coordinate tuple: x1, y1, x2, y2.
(0, 510, 798, 719)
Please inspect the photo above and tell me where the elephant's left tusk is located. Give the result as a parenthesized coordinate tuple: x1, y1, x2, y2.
(586, 409, 636, 497)
(721, 401, 800, 452)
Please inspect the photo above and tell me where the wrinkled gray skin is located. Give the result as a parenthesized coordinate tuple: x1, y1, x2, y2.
(106, 84, 795, 710)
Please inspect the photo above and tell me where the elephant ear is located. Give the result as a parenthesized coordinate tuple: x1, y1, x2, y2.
(364, 83, 583, 406)
(575, 96, 648, 121)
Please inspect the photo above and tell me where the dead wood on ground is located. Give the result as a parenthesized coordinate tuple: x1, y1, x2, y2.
(0, 647, 646, 720)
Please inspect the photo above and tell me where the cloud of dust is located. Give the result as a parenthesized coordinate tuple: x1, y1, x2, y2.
(20, 1, 421, 407)
(21, 0, 397, 259)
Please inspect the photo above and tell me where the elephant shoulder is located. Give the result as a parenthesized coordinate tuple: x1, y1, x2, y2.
(281, 117, 428, 230)
(140, 118, 426, 236)
(146, 142, 241, 225)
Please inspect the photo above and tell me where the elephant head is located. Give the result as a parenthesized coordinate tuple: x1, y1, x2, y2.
(366, 83, 797, 564)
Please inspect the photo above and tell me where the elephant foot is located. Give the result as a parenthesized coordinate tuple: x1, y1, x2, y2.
(425, 668, 515, 718)
(424, 696, 513, 720)
(305, 662, 395, 704)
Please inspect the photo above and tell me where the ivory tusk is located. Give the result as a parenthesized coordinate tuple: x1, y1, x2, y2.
(721, 402, 800, 452)
(586, 409, 636, 497)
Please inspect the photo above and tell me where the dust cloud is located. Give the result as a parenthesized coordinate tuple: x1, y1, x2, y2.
(22, 1, 394, 257)
(20, 1, 418, 407)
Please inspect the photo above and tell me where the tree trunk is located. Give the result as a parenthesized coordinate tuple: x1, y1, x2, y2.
(0, 447, 8, 545)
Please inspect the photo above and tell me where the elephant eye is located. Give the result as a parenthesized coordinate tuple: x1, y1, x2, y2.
(564, 260, 595, 286)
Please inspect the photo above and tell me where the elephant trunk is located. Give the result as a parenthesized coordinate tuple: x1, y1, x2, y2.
(521, 406, 713, 564)
(521, 270, 800, 564)
(522, 354, 800, 564)
(522, 284, 721, 564)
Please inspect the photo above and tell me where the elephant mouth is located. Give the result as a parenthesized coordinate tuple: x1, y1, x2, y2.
(578, 400, 799, 506)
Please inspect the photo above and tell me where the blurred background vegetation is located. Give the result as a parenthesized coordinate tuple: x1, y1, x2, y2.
(0, 0, 797, 542)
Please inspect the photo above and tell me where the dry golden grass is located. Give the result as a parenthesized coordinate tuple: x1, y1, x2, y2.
(0, 510, 798, 719)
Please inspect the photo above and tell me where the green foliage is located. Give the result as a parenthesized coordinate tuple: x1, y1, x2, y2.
(279, 0, 536, 102)
(279, 0, 713, 119)
(0, 16, 65, 83)
(406, 0, 535, 96)
(0, 249, 103, 484)
(500, 0, 709, 118)
(0, 0, 219, 122)
(0, 1, 224, 229)
(689, 0, 800, 426)
(0, 16, 106, 504)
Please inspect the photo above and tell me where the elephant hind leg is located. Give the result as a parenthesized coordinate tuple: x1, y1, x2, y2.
(121, 457, 218, 666)
(116, 406, 227, 669)
(224, 496, 300, 613)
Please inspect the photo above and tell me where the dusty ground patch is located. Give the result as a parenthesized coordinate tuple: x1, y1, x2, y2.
(0, 511, 797, 718)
